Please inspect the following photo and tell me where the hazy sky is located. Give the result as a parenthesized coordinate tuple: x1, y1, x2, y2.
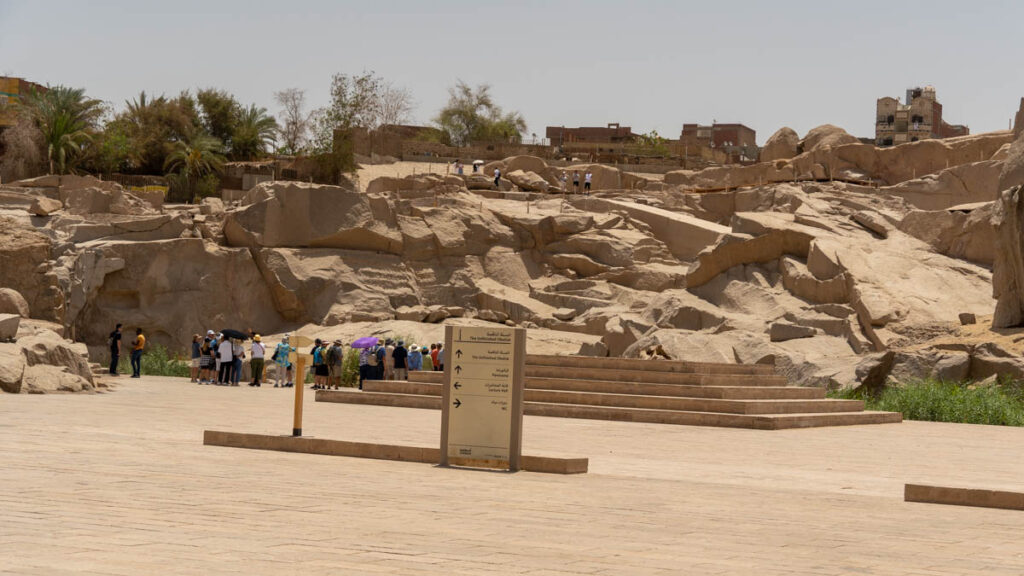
(2, 0, 1022, 144)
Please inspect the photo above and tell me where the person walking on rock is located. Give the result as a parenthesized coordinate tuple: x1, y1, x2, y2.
(493, 167, 501, 189)
(572, 171, 580, 194)
(108, 323, 122, 376)
(250, 335, 265, 387)
(584, 170, 592, 195)
(130, 328, 145, 378)
(393, 340, 409, 381)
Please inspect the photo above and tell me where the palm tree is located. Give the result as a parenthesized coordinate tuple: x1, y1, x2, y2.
(163, 131, 226, 202)
(22, 86, 104, 174)
(231, 104, 278, 160)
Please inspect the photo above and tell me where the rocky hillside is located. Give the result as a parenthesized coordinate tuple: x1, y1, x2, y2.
(3, 113, 1024, 392)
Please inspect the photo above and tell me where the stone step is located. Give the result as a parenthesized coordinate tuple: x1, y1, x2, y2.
(525, 403, 902, 430)
(525, 377, 825, 399)
(523, 365, 788, 387)
(360, 382, 854, 414)
(409, 371, 443, 383)
(525, 354, 776, 375)
(409, 368, 788, 387)
(315, 390, 901, 430)
(524, 390, 862, 415)
(367, 379, 826, 400)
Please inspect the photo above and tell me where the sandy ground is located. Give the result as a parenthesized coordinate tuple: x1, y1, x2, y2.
(2, 377, 1024, 574)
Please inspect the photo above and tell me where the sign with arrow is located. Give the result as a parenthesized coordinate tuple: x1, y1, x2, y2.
(440, 325, 526, 471)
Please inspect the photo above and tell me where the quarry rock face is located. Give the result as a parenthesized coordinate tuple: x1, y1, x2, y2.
(992, 185, 1024, 328)
(4, 127, 1024, 392)
(760, 127, 800, 163)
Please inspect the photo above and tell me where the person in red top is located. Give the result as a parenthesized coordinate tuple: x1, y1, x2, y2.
(429, 343, 440, 371)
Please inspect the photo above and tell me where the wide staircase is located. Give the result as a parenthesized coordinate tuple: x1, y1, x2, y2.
(316, 355, 902, 430)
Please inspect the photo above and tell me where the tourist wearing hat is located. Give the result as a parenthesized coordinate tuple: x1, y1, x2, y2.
(408, 344, 423, 372)
(393, 340, 409, 381)
(199, 335, 214, 384)
(249, 335, 265, 387)
(273, 334, 295, 388)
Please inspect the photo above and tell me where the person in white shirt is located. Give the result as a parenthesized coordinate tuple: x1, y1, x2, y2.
(249, 335, 266, 387)
(584, 171, 593, 195)
(218, 338, 234, 385)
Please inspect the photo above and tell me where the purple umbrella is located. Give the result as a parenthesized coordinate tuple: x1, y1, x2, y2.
(351, 337, 380, 349)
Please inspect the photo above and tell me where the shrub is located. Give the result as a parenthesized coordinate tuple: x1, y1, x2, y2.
(829, 379, 1024, 426)
(138, 343, 191, 377)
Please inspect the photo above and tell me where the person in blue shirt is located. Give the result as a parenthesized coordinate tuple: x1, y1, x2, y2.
(408, 345, 423, 372)
(273, 335, 296, 388)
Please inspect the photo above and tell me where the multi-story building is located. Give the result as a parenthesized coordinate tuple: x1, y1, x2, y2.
(679, 122, 758, 163)
(0, 76, 47, 129)
(545, 123, 638, 147)
(875, 86, 969, 147)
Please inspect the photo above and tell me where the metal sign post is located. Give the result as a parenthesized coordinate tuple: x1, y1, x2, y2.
(440, 326, 525, 471)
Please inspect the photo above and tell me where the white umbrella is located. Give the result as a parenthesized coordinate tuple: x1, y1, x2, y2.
(472, 160, 485, 165)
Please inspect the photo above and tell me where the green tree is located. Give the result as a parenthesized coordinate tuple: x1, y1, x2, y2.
(309, 71, 383, 153)
(231, 104, 278, 160)
(20, 86, 104, 174)
(163, 131, 226, 202)
(635, 130, 671, 157)
(433, 81, 526, 146)
(115, 91, 199, 174)
(196, 88, 241, 147)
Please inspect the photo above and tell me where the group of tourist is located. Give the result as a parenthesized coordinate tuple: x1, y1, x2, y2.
(111, 323, 451, 390)
(189, 330, 268, 387)
(490, 166, 593, 195)
(356, 338, 445, 389)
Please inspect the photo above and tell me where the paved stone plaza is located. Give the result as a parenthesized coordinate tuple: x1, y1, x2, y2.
(2, 377, 1024, 575)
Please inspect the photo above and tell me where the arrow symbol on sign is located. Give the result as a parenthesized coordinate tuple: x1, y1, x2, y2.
(453, 399, 462, 408)
(455, 366, 462, 374)
(456, 349, 463, 358)
(453, 381, 462, 389)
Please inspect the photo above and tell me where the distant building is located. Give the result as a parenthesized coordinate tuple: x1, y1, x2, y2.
(679, 122, 758, 163)
(545, 123, 638, 147)
(875, 86, 969, 147)
(544, 123, 640, 162)
(0, 76, 47, 128)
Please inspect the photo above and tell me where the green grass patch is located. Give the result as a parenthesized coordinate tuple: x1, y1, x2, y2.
(829, 379, 1024, 426)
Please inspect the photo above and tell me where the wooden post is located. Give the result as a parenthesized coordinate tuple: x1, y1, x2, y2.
(289, 335, 313, 436)
(292, 355, 306, 436)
